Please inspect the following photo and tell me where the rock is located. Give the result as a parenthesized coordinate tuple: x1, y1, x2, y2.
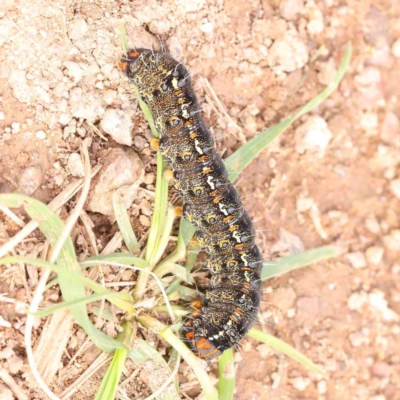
(7, 354, 23, 374)
(317, 58, 337, 85)
(289, 377, 310, 391)
(391, 38, 400, 58)
(371, 361, 390, 377)
(365, 246, 384, 265)
(103, 89, 117, 105)
(317, 380, 327, 394)
(69, 18, 89, 41)
(346, 252, 367, 269)
(295, 116, 332, 157)
(368, 290, 399, 322)
(383, 230, 400, 251)
(88, 148, 144, 216)
(17, 166, 43, 195)
(149, 19, 171, 35)
(296, 297, 320, 324)
(200, 22, 213, 33)
(306, 6, 324, 35)
(101, 109, 134, 146)
(64, 62, 83, 84)
(268, 33, 309, 73)
(279, 0, 304, 20)
(270, 287, 297, 314)
(11, 122, 20, 134)
(35, 131, 46, 140)
(67, 153, 85, 177)
(348, 291, 367, 311)
(270, 228, 305, 254)
(365, 215, 381, 234)
(349, 331, 368, 347)
(133, 135, 148, 150)
(381, 112, 400, 144)
(389, 179, 400, 200)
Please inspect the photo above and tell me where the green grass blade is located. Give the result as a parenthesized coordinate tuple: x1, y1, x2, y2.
(224, 43, 352, 181)
(112, 192, 140, 253)
(82, 253, 149, 269)
(248, 328, 325, 376)
(262, 246, 343, 281)
(44, 253, 149, 291)
(0, 194, 126, 352)
(128, 338, 180, 400)
(31, 292, 121, 317)
(218, 349, 235, 400)
(119, 23, 128, 56)
(154, 262, 194, 284)
(95, 348, 127, 400)
(134, 85, 160, 138)
(1, 256, 134, 313)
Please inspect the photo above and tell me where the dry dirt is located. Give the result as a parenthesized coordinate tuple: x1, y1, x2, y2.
(1, 0, 400, 399)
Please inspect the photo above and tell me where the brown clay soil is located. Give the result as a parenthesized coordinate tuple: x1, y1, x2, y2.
(1, 0, 400, 399)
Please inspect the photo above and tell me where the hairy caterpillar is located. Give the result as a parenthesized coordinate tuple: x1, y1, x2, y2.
(119, 49, 262, 359)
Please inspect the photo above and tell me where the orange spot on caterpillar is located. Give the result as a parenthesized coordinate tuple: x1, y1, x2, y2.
(202, 167, 212, 175)
(191, 300, 203, 309)
(192, 309, 201, 317)
(174, 206, 183, 216)
(118, 61, 128, 71)
(185, 331, 195, 339)
(229, 224, 239, 232)
(223, 216, 234, 223)
(209, 189, 219, 197)
(230, 315, 238, 322)
(199, 347, 219, 359)
(196, 337, 212, 350)
(190, 132, 198, 139)
(174, 90, 183, 96)
(190, 238, 199, 247)
(163, 169, 174, 182)
(129, 51, 139, 58)
(150, 138, 159, 151)
(213, 196, 223, 204)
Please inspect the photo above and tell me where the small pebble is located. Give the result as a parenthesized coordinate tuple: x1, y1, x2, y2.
(348, 291, 367, 310)
(317, 380, 327, 394)
(200, 22, 213, 33)
(103, 89, 117, 105)
(67, 153, 85, 177)
(392, 38, 400, 58)
(346, 252, 367, 269)
(101, 109, 133, 146)
(365, 246, 384, 265)
(289, 377, 310, 391)
(383, 230, 400, 251)
(365, 215, 381, 234)
(139, 214, 150, 227)
(295, 116, 332, 157)
(11, 122, 20, 134)
(36, 130, 46, 139)
(371, 361, 390, 377)
(389, 179, 400, 200)
(17, 166, 43, 195)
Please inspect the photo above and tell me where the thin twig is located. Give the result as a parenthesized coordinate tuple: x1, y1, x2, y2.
(0, 369, 28, 400)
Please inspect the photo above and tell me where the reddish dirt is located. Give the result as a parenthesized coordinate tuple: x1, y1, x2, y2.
(1, 1, 400, 399)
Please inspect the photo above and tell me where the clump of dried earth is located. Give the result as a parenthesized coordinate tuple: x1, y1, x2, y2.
(0, 0, 400, 399)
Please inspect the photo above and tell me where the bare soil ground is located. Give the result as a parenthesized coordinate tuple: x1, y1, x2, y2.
(1, 0, 400, 399)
